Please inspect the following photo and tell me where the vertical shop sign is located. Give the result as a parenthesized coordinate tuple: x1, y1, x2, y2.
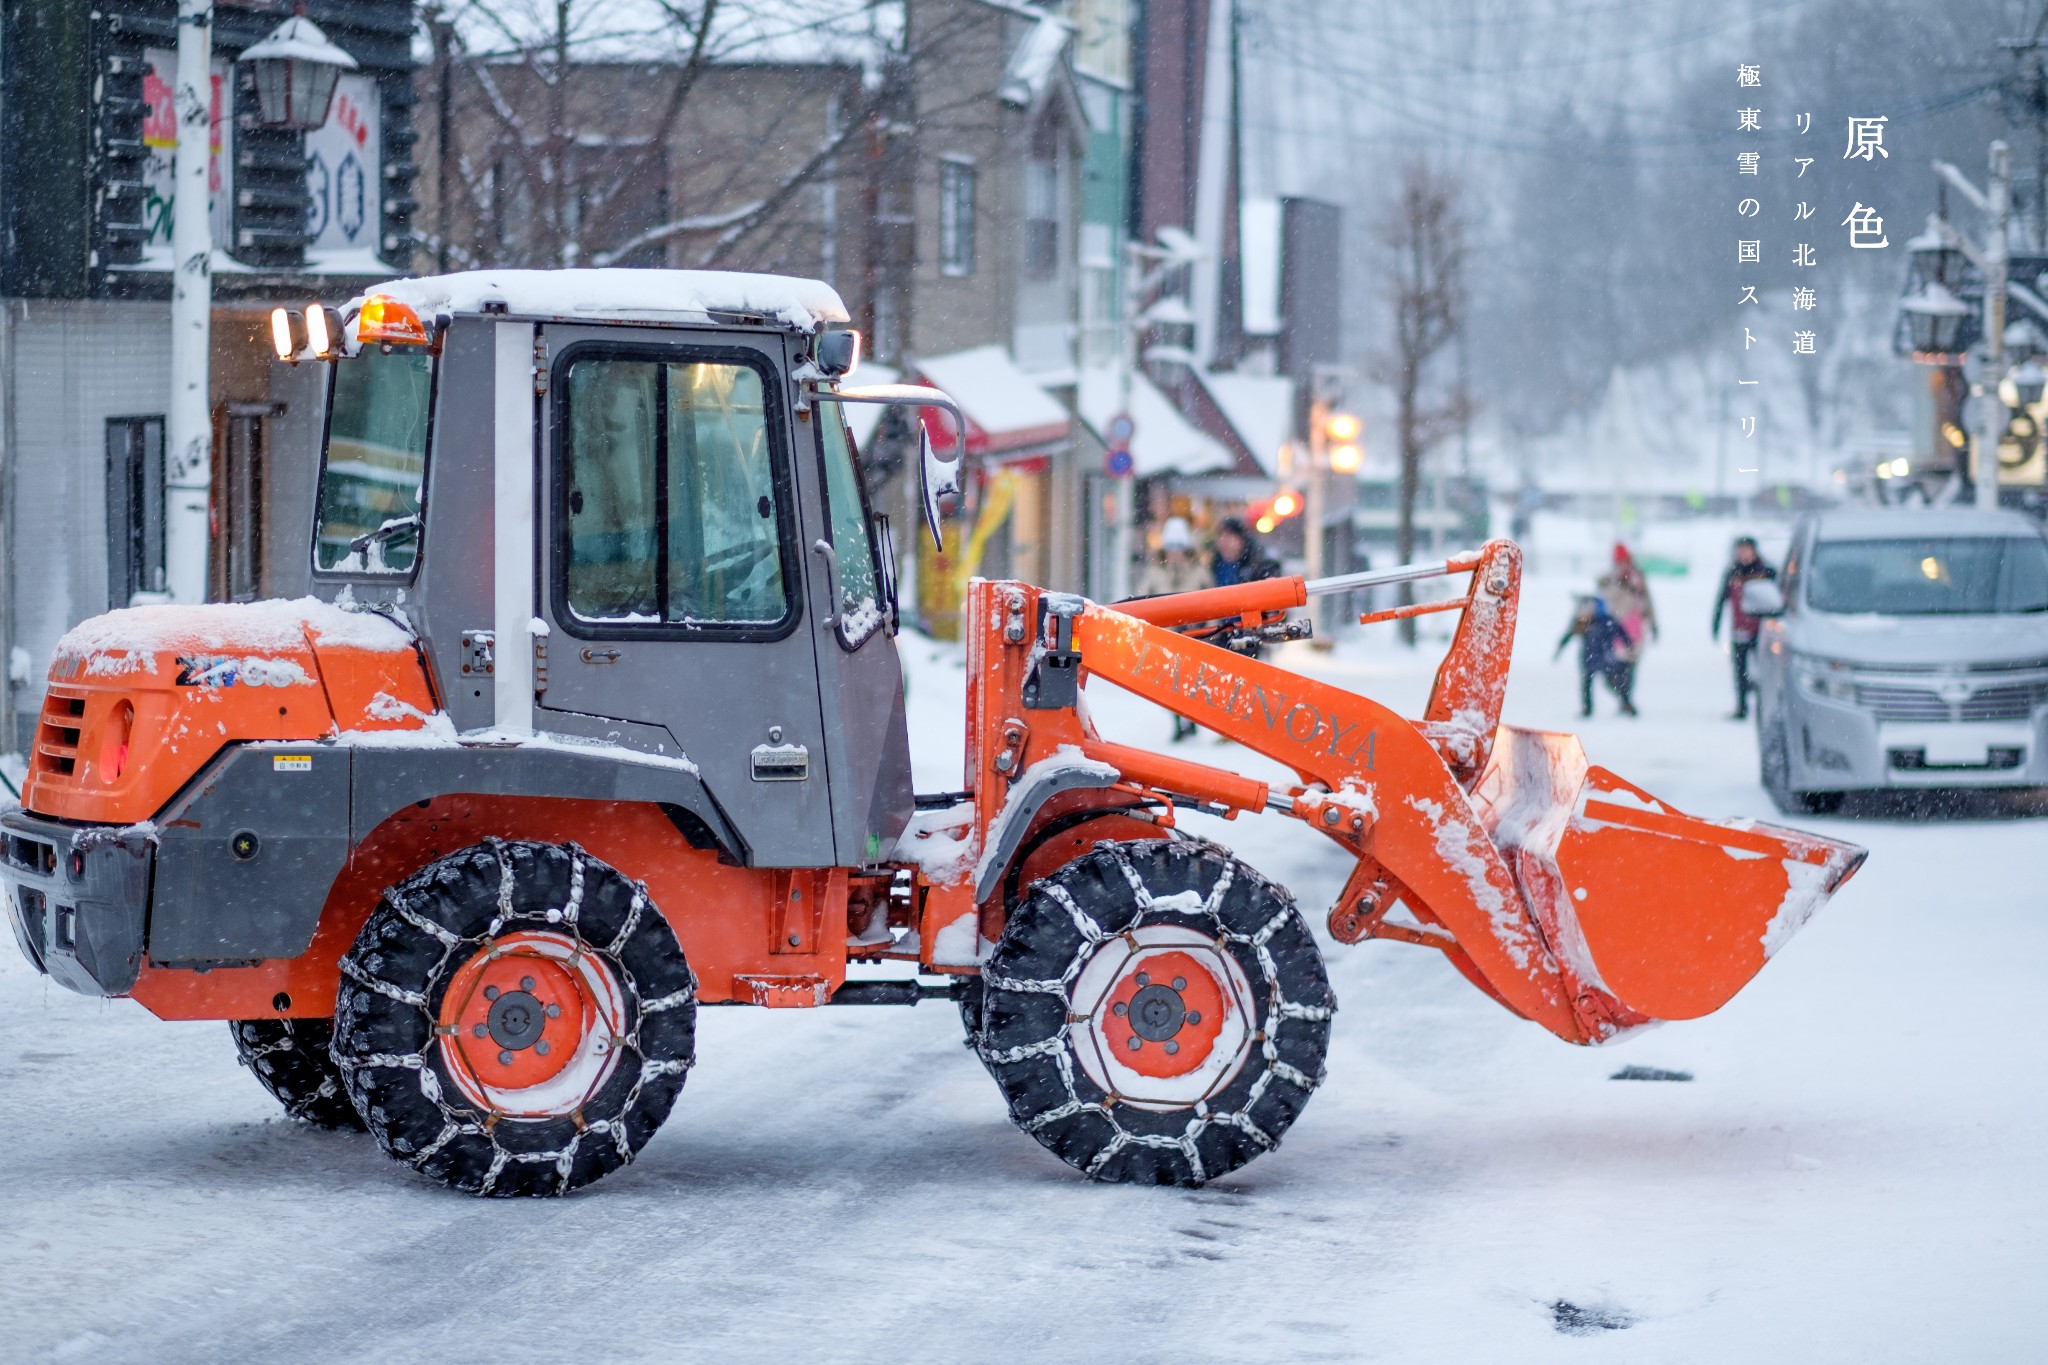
(306, 74, 381, 255)
(142, 49, 233, 253)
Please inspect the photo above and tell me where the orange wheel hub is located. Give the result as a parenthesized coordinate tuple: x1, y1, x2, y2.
(1097, 949, 1227, 1079)
(437, 932, 621, 1114)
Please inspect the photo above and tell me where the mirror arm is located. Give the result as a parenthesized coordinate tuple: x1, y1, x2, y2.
(808, 386, 969, 465)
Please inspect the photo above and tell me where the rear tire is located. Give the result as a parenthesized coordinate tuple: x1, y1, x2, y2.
(229, 1018, 365, 1130)
(332, 839, 697, 1197)
(973, 840, 1335, 1186)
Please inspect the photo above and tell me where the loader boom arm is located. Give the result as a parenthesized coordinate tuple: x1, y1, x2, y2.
(957, 540, 1865, 1047)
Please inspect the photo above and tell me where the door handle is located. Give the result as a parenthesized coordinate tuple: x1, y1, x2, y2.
(580, 647, 621, 664)
(811, 539, 839, 627)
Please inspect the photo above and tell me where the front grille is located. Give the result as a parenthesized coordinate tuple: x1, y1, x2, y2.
(1856, 684, 1952, 720)
(33, 691, 86, 779)
(1856, 677, 2048, 722)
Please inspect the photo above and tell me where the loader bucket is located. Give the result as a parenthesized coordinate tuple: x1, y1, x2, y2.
(1471, 725, 1867, 1025)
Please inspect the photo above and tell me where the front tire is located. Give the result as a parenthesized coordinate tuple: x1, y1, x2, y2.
(332, 839, 697, 1197)
(229, 1018, 365, 1130)
(973, 840, 1335, 1186)
(1759, 708, 1844, 815)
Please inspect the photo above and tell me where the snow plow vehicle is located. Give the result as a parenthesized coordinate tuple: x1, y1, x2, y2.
(1, 270, 1865, 1196)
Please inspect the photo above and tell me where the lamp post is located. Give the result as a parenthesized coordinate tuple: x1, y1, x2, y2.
(162, 5, 356, 606)
(163, 0, 215, 606)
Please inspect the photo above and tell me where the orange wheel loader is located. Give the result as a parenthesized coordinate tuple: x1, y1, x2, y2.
(0, 270, 1865, 1195)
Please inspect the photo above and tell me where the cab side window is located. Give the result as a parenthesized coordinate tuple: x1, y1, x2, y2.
(560, 355, 789, 629)
(816, 407, 883, 644)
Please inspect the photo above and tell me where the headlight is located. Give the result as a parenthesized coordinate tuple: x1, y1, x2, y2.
(1793, 654, 1857, 701)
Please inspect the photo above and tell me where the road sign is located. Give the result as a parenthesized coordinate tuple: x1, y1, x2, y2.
(1106, 412, 1135, 446)
(1105, 448, 1134, 478)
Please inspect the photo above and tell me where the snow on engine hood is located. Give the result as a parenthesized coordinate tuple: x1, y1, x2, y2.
(54, 598, 414, 672)
(353, 269, 851, 332)
(1786, 607, 2048, 667)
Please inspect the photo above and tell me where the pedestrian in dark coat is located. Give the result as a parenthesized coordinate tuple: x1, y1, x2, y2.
(1711, 536, 1777, 719)
(1211, 516, 1282, 587)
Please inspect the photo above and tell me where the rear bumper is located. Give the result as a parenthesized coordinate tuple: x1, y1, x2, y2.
(1, 807, 153, 997)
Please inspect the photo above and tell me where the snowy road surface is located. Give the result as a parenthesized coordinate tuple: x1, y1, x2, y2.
(3, 518, 2045, 1362)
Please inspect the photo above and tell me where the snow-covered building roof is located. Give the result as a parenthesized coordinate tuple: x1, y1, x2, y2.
(355, 269, 850, 331)
(1078, 366, 1232, 476)
(915, 345, 1072, 456)
(1001, 13, 1073, 107)
(1198, 372, 1295, 477)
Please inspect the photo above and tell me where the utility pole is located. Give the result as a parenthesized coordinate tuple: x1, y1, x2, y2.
(165, 0, 214, 605)
(432, 8, 454, 275)
(1938, 143, 2014, 510)
(1979, 141, 2010, 511)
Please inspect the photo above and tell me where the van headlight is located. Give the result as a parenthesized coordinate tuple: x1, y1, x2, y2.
(1793, 654, 1857, 702)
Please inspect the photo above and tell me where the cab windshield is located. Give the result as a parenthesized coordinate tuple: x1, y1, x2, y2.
(315, 347, 434, 574)
(1806, 536, 2048, 615)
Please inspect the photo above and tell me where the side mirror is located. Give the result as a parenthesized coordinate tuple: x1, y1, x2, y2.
(815, 329, 862, 378)
(1741, 578, 1786, 617)
(918, 422, 960, 551)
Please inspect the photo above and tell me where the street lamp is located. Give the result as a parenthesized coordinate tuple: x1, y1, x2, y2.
(2002, 358, 2048, 409)
(1900, 281, 1972, 357)
(241, 10, 359, 131)
(1906, 216, 1968, 292)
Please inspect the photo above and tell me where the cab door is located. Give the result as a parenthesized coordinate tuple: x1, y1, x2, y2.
(536, 325, 836, 866)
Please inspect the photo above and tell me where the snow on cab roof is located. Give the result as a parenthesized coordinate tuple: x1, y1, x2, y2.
(356, 269, 850, 331)
(1810, 507, 2048, 540)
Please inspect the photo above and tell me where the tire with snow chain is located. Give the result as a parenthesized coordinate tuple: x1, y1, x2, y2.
(331, 839, 697, 1197)
(229, 1018, 365, 1130)
(973, 839, 1335, 1186)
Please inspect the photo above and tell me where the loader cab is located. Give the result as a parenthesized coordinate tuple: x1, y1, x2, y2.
(299, 273, 914, 869)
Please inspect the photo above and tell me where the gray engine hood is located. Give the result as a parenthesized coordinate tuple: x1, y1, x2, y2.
(1787, 608, 2048, 667)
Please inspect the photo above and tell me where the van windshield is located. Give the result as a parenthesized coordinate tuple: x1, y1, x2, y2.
(1806, 536, 2048, 615)
(315, 348, 433, 574)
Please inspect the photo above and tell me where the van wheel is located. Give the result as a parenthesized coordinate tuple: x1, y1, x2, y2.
(975, 840, 1335, 1186)
(1759, 711, 1844, 815)
(229, 1018, 365, 1130)
(331, 839, 696, 1197)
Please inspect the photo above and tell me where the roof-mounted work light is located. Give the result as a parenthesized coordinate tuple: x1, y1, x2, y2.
(269, 307, 305, 363)
(304, 303, 337, 360)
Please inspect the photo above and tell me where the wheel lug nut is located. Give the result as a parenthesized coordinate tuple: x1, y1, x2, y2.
(1165, 1041, 1180, 1055)
(1172, 977, 1186, 991)
(483, 985, 500, 1001)
(1112, 1002, 1127, 1017)
(536, 1040, 550, 1057)
(545, 1003, 561, 1019)
(520, 976, 536, 992)
(1127, 1036, 1142, 1051)
(1135, 972, 1149, 986)
(472, 1023, 488, 1038)
(1186, 1011, 1202, 1025)
(498, 1050, 514, 1065)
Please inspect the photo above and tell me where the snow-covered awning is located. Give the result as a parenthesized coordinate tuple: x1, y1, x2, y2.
(1198, 371, 1295, 477)
(914, 345, 1072, 456)
(1077, 366, 1232, 477)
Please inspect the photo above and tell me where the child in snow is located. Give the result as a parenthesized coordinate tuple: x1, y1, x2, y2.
(1596, 544, 1657, 708)
(1556, 594, 1637, 717)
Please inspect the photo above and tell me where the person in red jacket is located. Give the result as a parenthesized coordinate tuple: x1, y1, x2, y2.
(1711, 536, 1777, 720)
